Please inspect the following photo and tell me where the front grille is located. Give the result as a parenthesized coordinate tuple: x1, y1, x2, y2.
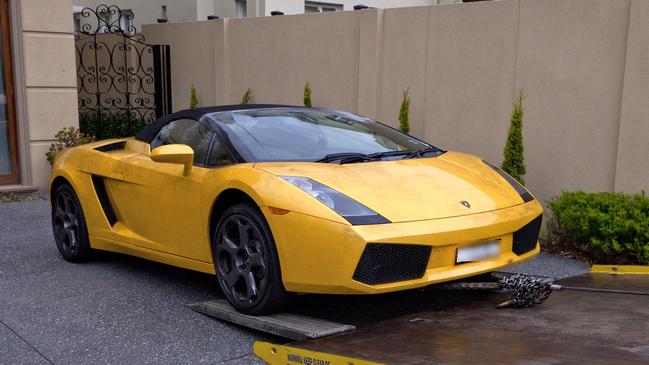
(353, 243, 431, 285)
(512, 215, 543, 255)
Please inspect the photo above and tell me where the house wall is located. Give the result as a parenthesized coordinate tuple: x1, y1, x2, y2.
(262, 0, 459, 15)
(143, 0, 649, 203)
(74, 0, 199, 32)
(7, 0, 79, 190)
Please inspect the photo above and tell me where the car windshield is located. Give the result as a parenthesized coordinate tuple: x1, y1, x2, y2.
(210, 108, 435, 162)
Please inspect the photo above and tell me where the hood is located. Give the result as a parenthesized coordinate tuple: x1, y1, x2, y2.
(254, 151, 524, 223)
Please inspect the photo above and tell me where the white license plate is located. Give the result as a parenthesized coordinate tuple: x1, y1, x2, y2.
(456, 241, 500, 263)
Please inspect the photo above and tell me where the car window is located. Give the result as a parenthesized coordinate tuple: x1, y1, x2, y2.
(207, 139, 234, 167)
(150, 118, 214, 166)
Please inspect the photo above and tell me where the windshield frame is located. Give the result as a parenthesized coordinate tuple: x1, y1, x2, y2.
(203, 107, 443, 163)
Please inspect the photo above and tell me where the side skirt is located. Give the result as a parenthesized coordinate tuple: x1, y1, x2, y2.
(90, 235, 216, 275)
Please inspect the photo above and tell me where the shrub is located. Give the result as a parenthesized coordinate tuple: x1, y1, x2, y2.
(303, 82, 312, 107)
(398, 88, 410, 134)
(545, 191, 649, 265)
(46, 127, 95, 166)
(502, 89, 527, 185)
(190, 85, 199, 109)
(79, 112, 147, 140)
(241, 88, 253, 105)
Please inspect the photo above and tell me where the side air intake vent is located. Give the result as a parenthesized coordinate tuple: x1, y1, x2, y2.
(353, 243, 431, 285)
(512, 215, 542, 255)
(91, 175, 117, 226)
(94, 141, 126, 152)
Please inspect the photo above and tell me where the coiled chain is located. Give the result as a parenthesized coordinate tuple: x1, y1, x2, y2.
(498, 274, 554, 308)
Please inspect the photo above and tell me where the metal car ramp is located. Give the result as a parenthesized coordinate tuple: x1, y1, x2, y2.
(188, 299, 355, 341)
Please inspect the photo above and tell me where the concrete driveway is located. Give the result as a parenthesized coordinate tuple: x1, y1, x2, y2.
(0, 199, 589, 364)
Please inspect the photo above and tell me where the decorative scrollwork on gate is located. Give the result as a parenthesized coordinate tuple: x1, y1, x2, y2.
(75, 4, 171, 139)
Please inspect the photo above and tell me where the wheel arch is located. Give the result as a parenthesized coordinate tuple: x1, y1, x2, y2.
(50, 175, 70, 198)
(208, 188, 262, 247)
(49, 171, 81, 201)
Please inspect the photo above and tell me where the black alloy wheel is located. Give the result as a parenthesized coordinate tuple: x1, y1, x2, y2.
(213, 203, 291, 314)
(51, 183, 92, 262)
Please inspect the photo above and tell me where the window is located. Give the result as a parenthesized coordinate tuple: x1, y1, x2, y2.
(0, 0, 18, 184)
(305, 1, 342, 13)
(150, 119, 215, 166)
(98, 10, 111, 33)
(207, 140, 233, 167)
(73, 13, 81, 33)
(119, 9, 134, 33)
(235, 0, 247, 18)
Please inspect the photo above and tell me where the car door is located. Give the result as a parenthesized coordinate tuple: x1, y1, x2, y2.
(110, 117, 216, 262)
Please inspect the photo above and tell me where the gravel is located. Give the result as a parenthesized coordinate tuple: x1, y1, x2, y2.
(500, 252, 590, 279)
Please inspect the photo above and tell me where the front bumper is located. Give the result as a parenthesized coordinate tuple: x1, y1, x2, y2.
(266, 199, 543, 295)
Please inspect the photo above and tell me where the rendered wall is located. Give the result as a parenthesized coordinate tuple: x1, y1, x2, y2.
(18, 0, 79, 189)
(143, 0, 649, 202)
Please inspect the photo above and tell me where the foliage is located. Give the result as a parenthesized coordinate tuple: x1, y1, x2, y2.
(398, 88, 410, 134)
(190, 84, 199, 109)
(303, 82, 312, 107)
(502, 89, 527, 185)
(545, 191, 649, 265)
(79, 112, 147, 140)
(46, 127, 95, 166)
(241, 88, 253, 105)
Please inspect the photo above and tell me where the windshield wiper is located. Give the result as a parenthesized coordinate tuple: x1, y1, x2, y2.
(316, 150, 412, 164)
(402, 147, 443, 159)
(316, 153, 372, 163)
(367, 150, 412, 159)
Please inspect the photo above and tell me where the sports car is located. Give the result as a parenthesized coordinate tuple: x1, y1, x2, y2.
(50, 105, 543, 314)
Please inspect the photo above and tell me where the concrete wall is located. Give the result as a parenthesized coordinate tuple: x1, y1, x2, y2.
(74, 1, 460, 28)
(616, 0, 649, 194)
(10, 0, 79, 189)
(144, 0, 649, 202)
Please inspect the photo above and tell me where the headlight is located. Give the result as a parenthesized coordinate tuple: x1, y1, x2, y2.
(281, 176, 390, 225)
(482, 160, 534, 203)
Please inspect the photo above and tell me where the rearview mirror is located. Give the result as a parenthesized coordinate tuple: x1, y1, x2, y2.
(150, 144, 194, 176)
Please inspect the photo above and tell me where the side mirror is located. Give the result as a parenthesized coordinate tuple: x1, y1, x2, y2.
(150, 144, 194, 176)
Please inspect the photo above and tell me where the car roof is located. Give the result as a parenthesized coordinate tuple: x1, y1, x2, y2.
(135, 104, 298, 143)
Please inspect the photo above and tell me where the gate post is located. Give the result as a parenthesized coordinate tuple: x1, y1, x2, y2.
(153, 45, 172, 118)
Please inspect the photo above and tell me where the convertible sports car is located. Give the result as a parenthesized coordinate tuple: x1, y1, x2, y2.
(50, 105, 543, 314)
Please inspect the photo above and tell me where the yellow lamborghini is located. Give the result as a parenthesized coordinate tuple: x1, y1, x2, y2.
(50, 105, 543, 314)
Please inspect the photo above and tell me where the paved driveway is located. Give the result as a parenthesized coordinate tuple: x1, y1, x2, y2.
(0, 200, 270, 364)
(0, 199, 589, 364)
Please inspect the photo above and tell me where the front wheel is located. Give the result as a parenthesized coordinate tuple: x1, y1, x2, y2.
(212, 203, 291, 315)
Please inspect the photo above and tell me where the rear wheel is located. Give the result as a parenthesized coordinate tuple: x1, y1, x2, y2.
(212, 203, 291, 315)
(51, 183, 93, 262)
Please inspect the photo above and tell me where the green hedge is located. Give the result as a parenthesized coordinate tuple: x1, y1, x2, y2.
(545, 191, 649, 264)
(79, 112, 147, 140)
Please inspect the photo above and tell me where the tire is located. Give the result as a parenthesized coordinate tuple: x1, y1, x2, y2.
(212, 203, 292, 315)
(51, 183, 93, 262)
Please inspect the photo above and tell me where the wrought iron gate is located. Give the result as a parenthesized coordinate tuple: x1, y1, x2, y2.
(75, 4, 171, 140)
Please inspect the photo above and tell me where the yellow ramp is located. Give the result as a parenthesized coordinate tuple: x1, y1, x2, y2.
(254, 341, 384, 365)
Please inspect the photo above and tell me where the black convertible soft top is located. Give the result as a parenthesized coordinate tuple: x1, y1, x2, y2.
(135, 104, 295, 143)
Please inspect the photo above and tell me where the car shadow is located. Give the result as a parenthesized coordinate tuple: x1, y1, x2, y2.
(89, 251, 496, 328)
(291, 290, 492, 326)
